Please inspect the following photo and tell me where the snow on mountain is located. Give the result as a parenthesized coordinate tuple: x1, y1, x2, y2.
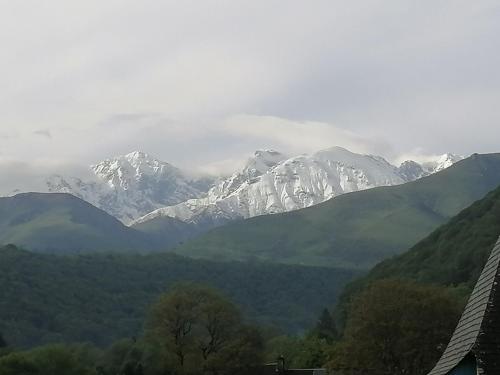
(46, 151, 215, 223)
(133, 146, 457, 227)
(397, 160, 427, 181)
(133, 149, 289, 225)
(421, 153, 464, 174)
(397, 153, 464, 180)
(41, 148, 464, 228)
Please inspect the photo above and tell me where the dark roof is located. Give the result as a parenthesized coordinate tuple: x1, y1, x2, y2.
(428, 235, 500, 374)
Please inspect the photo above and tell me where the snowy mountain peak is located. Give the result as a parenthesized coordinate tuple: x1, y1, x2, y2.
(41, 147, 463, 227)
(434, 153, 464, 171)
(314, 146, 392, 165)
(125, 150, 149, 160)
(243, 149, 287, 177)
(316, 145, 351, 154)
(91, 151, 181, 191)
(136, 146, 460, 228)
(398, 160, 426, 181)
(122, 150, 175, 170)
(47, 152, 214, 223)
(421, 153, 465, 174)
(398, 153, 465, 180)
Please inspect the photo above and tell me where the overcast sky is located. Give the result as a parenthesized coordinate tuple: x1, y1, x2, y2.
(1, 0, 500, 182)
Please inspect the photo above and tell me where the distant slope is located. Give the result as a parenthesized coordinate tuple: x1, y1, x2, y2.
(334, 179, 500, 332)
(174, 153, 500, 269)
(362, 183, 500, 287)
(0, 193, 152, 253)
(0, 245, 358, 348)
(131, 215, 208, 247)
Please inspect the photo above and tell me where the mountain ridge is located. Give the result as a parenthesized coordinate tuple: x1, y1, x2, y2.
(171, 153, 500, 270)
(46, 151, 215, 224)
(133, 147, 463, 229)
(16, 147, 462, 227)
(333, 176, 500, 334)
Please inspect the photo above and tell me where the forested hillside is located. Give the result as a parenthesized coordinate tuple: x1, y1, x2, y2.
(336, 183, 500, 331)
(0, 245, 357, 348)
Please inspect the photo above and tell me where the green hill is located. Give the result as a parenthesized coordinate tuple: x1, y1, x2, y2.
(358, 183, 500, 288)
(0, 193, 150, 253)
(174, 153, 500, 269)
(334, 183, 500, 331)
(130, 215, 207, 247)
(0, 245, 358, 348)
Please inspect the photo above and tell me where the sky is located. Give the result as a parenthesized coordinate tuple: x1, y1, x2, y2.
(1, 0, 500, 186)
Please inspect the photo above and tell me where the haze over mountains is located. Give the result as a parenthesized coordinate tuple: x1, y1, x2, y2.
(4, 150, 499, 268)
(9, 146, 463, 228)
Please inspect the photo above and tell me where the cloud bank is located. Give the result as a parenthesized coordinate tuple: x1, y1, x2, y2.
(0, 1, 499, 187)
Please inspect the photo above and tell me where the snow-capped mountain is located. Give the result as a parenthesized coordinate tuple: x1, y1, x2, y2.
(47, 151, 215, 223)
(422, 153, 464, 174)
(397, 153, 464, 181)
(133, 147, 463, 227)
(397, 160, 427, 181)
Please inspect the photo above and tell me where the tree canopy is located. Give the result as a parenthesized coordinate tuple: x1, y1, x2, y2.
(146, 283, 264, 375)
(327, 280, 463, 375)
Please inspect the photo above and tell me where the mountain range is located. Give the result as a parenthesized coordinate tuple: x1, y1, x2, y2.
(172, 153, 500, 269)
(40, 148, 462, 231)
(1, 153, 499, 350)
(46, 151, 215, 223)
(132, 148, 462, 228)
(2, 153, 499, 269)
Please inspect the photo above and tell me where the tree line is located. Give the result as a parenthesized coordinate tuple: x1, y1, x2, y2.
(0, 279, 463, 375)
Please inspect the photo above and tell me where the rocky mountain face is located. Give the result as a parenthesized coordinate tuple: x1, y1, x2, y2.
(46, 151, 214, 224)
(132, 147, 464, 228)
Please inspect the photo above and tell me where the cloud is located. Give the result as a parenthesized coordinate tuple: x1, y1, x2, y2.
(33, 129, 52, 138)
(0, 131, 17, 140)
(221, 114, 393, 158)
(0, 158, 93, 196)
(0, 0, 499, 182)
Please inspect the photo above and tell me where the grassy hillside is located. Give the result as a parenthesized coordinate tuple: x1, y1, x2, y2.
(0, 192, 199, 253)
(174, 153, 500, 269)
(0, 193, 153, 253)
(334, 183, 500, 331)
(131, 215, 207, 247)
(359, 183, 500, 287)
(0, 245, 358, 348)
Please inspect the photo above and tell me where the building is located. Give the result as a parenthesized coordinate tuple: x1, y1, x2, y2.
(428, 236, 500, 374)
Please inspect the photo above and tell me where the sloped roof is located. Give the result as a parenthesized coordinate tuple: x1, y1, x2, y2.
(428, 235, 500, 375)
